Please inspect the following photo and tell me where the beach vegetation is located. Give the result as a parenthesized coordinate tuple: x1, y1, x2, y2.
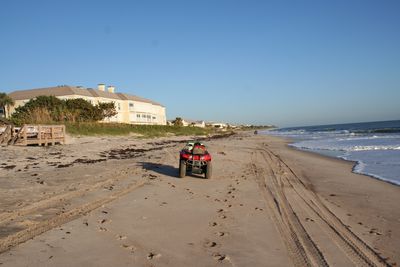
(172, 117, 184, 126)
(0, 92, 15, 118)
(65, 122, 214, 137)
(10, 96, 117, 125)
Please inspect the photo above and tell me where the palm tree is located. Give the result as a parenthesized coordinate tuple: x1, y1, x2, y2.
(173, 117, 184, 127)
(0, 93, 15, 118)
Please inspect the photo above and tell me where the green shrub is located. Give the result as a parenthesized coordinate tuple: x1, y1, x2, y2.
(10, 96, 117, 125)
(65, 122, 214, 138)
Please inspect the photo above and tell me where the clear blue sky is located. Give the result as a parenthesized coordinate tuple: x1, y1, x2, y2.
(1, 0, 399, 127)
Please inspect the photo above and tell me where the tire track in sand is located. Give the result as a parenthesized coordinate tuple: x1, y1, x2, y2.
(250, 145, 391, 267)
(0, 180, 146, 254)
(0, 170, 137, 226)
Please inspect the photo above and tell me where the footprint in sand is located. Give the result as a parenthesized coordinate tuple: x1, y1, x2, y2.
(209, 222, 218, 227)
(369, 228, 382, 236)
(99, 219, 111, 224)
(121, 244, 135, 252)
(216, 231, 227, 237)
(167, 182, 176, 188)
(147, 252, 161, 260)
(185, 188, 195, 195)
(219, 214, 227, 219)
(213, 253, 227, 262)
(148, 174, 158, 179)
(116, 234, 127, 240)
(204, 241, 217, 248)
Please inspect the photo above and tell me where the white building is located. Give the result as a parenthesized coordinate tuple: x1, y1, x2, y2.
(7, 84, 167, 125)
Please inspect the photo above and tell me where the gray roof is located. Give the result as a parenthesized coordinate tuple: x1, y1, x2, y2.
(116, 93, 164, 107)
(87, 88, 121, 100)
(8, 85, 164, 107)
(8, 86, 93, 100)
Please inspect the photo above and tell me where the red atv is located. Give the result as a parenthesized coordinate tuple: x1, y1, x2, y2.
(179, 141, 212, 179)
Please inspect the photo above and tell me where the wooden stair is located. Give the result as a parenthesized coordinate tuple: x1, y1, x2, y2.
(0, 125, 65, 146)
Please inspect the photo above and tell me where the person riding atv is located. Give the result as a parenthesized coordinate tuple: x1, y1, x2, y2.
(179, 141, 212, 179)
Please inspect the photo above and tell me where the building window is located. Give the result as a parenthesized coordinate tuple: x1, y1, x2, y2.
(136, 114, 140, 118)
(118, 103, 121, 110)
(152, 116, 156, 120)
(129, 103, 134, 108)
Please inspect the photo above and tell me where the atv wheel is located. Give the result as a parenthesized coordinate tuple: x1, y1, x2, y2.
(179, 160, 186, 178)
(205, 162, 212, 179)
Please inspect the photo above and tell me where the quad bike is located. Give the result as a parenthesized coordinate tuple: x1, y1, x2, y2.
(179, 141, 212, 179)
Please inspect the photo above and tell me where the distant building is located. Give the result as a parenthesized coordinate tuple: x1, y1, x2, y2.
(7, 84, 167, 125)
(167, 118, 206, 128)
(208, 122, 227, 129)
(181, 119, 206, 128)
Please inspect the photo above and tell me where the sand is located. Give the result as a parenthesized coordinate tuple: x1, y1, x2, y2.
(0, 132, 399, 266)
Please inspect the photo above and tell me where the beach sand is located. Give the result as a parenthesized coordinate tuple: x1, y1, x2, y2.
(0, 132, 399, 266)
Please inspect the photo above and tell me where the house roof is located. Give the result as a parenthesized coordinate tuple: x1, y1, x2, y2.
(8, 86, 93, 100)
(8, 85, 164, 107)
(87, 88, 121, 100)
(116, 93, 164, 107)
(181, 118, 205, 124)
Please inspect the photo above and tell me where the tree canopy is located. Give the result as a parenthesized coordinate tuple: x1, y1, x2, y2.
(173, 117, 183, 127)
(10, 96, 117, 125)
(0, 92, 15, 118)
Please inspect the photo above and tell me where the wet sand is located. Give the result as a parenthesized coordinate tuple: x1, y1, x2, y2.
(0, 132, 399, 266)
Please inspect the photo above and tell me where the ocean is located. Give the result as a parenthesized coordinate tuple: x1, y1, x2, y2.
(263, 120, 400, 186)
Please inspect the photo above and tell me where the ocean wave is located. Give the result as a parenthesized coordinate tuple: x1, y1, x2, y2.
(352, 162, 400, 186)
(351, 145, 400, 151)
(291, 144, 400, 152)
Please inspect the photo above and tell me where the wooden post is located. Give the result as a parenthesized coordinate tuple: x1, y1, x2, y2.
(61, 125, 65, 144)
(51, 126, 54, 145)
(23, 126, 27, 146)
(38, 126, 42, 146)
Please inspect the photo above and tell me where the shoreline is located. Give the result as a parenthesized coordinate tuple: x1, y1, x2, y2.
(0, 133, 399, 266)
(262, 134, 400, 266)
(267, 133, 400, 187)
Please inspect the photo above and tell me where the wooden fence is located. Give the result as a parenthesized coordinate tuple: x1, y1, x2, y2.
(0, 125, 65, 146)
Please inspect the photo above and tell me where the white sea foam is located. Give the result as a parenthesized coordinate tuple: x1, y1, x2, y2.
(352, 145, 400, 151)
(266, 124, 400, 185)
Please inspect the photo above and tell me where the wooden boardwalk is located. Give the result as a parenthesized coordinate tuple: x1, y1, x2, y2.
(0, 125, 65, 146)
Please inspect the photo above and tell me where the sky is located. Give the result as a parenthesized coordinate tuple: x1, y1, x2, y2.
(0, 0, 399, 127)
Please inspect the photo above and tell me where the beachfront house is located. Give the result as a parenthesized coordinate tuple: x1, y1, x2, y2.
(167, 118, 206, 128)
(208, 122, 228, 129)
(6, 84, 167, 125)
(181, 119, 206, 128)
